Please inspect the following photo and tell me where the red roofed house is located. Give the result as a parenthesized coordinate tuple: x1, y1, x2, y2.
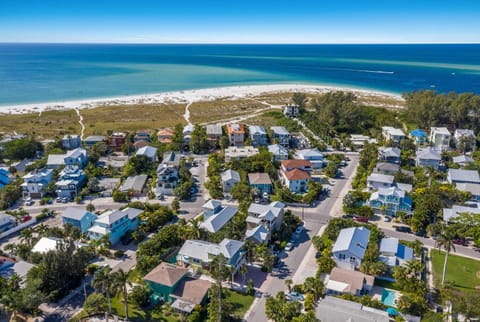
(157, 128, 174, 144)
(280, 159, 312, 193)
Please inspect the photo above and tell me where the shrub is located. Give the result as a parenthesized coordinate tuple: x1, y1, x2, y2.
(35, 213, 49, 221)
(128, 285, 150, 307)
(114, 250, 125, 258)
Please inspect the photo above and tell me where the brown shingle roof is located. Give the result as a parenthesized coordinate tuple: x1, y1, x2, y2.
(133, 140, 149, 149)
(284, 168, 310, 181)
(144, 262, 188, 287)
(281, 159, 312, 169)
(248, 173, 272, 185)
(328, 267, 374, 295)
(171, 278, 211, 305)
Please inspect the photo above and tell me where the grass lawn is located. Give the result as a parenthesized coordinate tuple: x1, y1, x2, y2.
(430, 250, 480, 294)
(374, 278, 402, 291)
(188, 98, 267, 124)
(227, 290, 255, 319)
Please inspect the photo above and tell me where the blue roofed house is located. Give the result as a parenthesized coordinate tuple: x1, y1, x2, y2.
(369, 187, 412, 217)
(248, 172, 273, 195)
(21, 168, 53, 198)
(379, 237, 413, 269)
(55, 166, 87, 198)
(88, 207, 142, 245)
(332, 227, 371, 270)
(270, 126, 290, 147)
(249, 125, 268, 147)
(199, 200, 238, 233)
(409, 129, 427, 145)
(61, 135, 81, 150)
(177, 238, 246, 274)
(268, 144, 288, 161)
(0, 168, 10, 189)
(378, 147, 401, 164)
(61, 207, 97, 233)
(415, 147, 441, 170)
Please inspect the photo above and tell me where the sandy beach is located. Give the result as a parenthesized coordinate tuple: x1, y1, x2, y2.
(0, 83, 403, 115)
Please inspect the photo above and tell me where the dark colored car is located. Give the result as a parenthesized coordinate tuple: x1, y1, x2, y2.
(395, 226, 411, 233)
(354, 216, 368, 223)
(452, 238, 467, 246)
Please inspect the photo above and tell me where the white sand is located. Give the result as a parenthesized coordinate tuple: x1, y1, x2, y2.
(0, 83, 403, 115)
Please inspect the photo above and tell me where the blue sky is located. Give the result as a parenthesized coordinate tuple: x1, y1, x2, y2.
(1, 0, 479, 43)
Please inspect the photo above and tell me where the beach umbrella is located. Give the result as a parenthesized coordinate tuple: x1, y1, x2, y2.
(386, 307, 398, 316)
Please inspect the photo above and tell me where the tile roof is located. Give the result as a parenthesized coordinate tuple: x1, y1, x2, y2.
(171, 277, 211, 305)
(248, 173, 272, 185)
(281, 159, 312, 169)
(327, 267, 374, 295)
(284, 168, 310, 181)
(144, 262, 188, 287)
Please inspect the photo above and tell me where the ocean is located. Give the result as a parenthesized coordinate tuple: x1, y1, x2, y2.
(1, 43, 479, 105)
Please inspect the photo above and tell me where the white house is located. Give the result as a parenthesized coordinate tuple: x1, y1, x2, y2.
(332, 227, 370, 270)
(47, 148, 87, 169)
(21, 168, 53, 198)
(379, 237, 413, 268)
(452, 155, 474, 167)
(294, 148, 324, 169)
(136, 146, 158, 163)
(429, 127, 451, 151)
(454, 129, 475, 149)
(156, 151, 181, 196)
(443, 204, 480, 222)
(415, 147, 441, 170)
(88, 208, 142, 245)
(249, 125, 268, 147)
(220, 169, 240, 193)
(268, 144, 288, 161)
(200, 200, 238, 233)
(447, 169, 480, 185)
(378, 147, 401, 164)
(366, 173, 394, 191)
(455, 183, 480, 202)
(246, 201, 285, 244)
(224, 146, 259, 162)
(382, 127, 405, 144)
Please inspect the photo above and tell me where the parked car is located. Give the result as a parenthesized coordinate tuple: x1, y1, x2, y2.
(452, 238, 467, 246)
(285, 242, 293, 251)
(354, 216, 368, 223)
(21, 215, 32, 223)
(287, 292, 305, 301)
(383, 216, 392, 222)
(395, 226, 411, 233)
(295, 225, 305, 236)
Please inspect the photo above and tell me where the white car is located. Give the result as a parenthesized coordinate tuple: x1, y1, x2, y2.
(285, 242, 293, 251)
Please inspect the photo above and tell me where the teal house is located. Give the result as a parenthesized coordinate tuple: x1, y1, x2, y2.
(248, 172, 273, 195)
(144, 262, 211, 314)
(61, 207, 97, 234)
(88, 207, 142, 245)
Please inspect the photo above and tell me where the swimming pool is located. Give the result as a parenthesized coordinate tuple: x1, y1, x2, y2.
(381, 289, 397, 307)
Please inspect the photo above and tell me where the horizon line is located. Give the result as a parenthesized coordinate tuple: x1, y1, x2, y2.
(1, 41, 480, 45)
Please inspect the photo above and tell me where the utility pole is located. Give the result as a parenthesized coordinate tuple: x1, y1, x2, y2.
(218, 256, 222, 321)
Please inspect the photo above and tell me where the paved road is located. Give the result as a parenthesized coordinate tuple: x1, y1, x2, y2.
(245, 156, 360, 322)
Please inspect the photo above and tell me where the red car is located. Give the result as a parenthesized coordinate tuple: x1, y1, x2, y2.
(452, 238, 467, 246)
(354, 216, 368, 223)
(21, 215, 32, 223)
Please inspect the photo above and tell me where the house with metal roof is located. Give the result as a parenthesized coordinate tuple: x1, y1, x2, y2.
(0, 260, 35, 281)
(224, 146, 259, 162)
(325, 267, 374, 296)
(47, 148, 87, 169)
(382, 126, 405, 144)
(332, 227, 371, 270)
(315, 296, 389, 322)
(378, 147, 401, 164)
(61, 207, 97, 233)
(55, 165, 87, 199)
(245, 225, 271, 244)
(120, 174, 148, 197)
(366, 173, 394, 191)
(409, 129, 427, 145)
(199, 200, 238, 233)
(369, 186, 413, 217)
(83, 135, 106, 148)
(136, 146, 158, 163)
(220, 169, 240, 193)
(447, 169, 480, 185)
(0, 213, 16, 233)
(455, 183, 480, 202)
(270, 126, 290, 147)
(294, 148, 324, 169)
(373, 162, 400, 176)
(249, 125, 268, 147)
(206, 124, 223, 146)
(415, 147, 441, 169)
(268, 144, 288, 161)
(246, 202, 285, 244)
(443, 204, 480, 222)
(176, 238, 246, 274)
(379, 237, 413, 268)
(248, 172, 273, 195)
(452, 155, 474, 167)
(32, 237, 87, 254)
(61, 135, 81, 150)
(429, 127, 451, 151)
(21, 168, 53, 198)
(0, 168, 10, 190)
(88, 207, 142, 245)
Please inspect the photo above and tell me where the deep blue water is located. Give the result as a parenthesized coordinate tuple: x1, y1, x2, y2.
(1, 44, 479, 105)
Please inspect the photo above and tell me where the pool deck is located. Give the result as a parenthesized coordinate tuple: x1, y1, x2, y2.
(371, 286, 401, 307)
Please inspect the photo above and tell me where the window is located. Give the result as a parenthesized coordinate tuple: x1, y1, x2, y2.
(350, 257, 356, 263)
(338, 253, 346, 260)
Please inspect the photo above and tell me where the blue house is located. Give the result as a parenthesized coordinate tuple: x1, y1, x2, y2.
(332, 227, 371, 270)
(369, 187, 413, 217)
(409, 129, 427, 145)
(55, 166, 87, 198)
(61, 135, 81, 149)
(61, 207, 97, 233)
(88, 207, 142, 245)
(248, 172, 273, 195)
(0, 168, 10, 189)
(379, 237, 413, 268)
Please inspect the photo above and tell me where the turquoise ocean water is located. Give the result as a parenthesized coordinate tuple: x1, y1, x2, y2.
(0, 44, 479, 105)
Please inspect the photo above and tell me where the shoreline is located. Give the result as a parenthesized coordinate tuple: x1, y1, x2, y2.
(0, 83, 404, 115)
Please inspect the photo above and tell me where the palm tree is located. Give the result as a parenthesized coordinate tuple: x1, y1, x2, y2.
(34, 223, 49, 237)
(4, 243, 17, 256)
(111, 269, 132, 319)
(19, 227, 34, 247)
(86, 202, 95, 213)
(435, 227, 456, 285)
(188, 218, 202, 239)
(92, 266, 113, 315)
(285, 279, 293, 292)
(240, 265, 248, 288)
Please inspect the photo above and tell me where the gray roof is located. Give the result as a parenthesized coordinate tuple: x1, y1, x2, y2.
(270, 126, 289, 135)
(379, 237, 399, 254)
(443, 204, 480, 222)
(245, 225, 270, 243)
(315, 296, 389, 322)
(454, 129, 475, 138)
(61, 207, 91, 221)
(379, 146, 401, 158)
(332, 227, 371, 260)
(84, 135, 106, 142)
(456, 183, 480, 196)
(295, 148, 323, 159)
(248, 202, 284, 220)
(136, 146, 157, 159)
(367, 173, 394, 184)
(248, 172, 272, 185)
(179, 238, 244, 262)
(200, 206, 238, 233)
(374, 162, 400, 173)
(120, 174, 148, 192)
(221, 169, 240, 183)
(448, 169, 480, 183)
(268, 144, 288, 156)
(95, 207, 142, 225)
(416, 147, 441, 161)
(249, 125, 267, 135)
(0, 260, 35, 280)
(203, 199, 222, 211)
(452, 155, 474, 164)
(161, 151, 182, 167)
(206, 124, 223, 136)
